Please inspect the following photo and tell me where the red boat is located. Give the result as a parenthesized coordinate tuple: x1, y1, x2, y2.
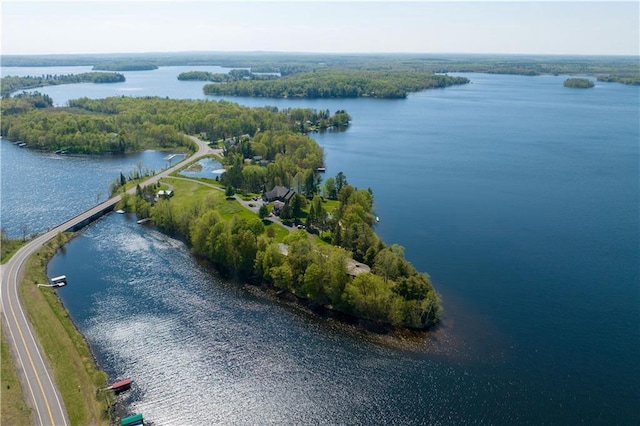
(108, 378, 132, 393)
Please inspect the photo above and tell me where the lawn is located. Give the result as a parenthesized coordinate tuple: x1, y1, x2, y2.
(162, 177, 292, 242)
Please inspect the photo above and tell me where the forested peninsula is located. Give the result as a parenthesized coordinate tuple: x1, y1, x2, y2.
(1, 93, 442, 329)
(0, 93, 347, 154)
(201, 69, 469, 99)
(0, 73, 125, 98)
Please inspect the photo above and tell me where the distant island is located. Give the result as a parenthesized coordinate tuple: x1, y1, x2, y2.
(92, 62, 158, 71)
(0, 72, 125, 98)
(564, 78, 595, 88)
(200, 69, 470, 99)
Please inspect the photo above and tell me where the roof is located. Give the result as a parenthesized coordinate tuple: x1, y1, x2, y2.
(263, 185, 295, 202)
(345, 259, 371, 277)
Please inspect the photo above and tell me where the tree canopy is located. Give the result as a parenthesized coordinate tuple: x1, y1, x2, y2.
(0, 96, 348, 154)
(563, 78, 595, 88)
(203, 69, 469, 99)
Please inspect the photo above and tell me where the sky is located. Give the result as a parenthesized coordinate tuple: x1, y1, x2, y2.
(1, 1, 638, 56)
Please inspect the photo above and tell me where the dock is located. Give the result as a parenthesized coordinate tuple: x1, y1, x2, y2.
(38, 275, 67, 287)
(164, 153, 186, 161)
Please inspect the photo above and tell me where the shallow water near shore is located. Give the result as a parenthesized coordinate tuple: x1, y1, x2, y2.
(3, 66, 638, 423)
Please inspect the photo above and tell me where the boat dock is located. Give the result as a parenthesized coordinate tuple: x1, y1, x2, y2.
(38, 275, 67, 287)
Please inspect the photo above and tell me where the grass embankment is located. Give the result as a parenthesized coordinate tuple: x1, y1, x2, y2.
(1, 329, 32, 425)
(1, 239, 25, 264)
(20, 233, 111, 425)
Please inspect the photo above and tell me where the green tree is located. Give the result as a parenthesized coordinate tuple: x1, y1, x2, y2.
(232, 229, 258, 279)
(258, 203, 269, 219)
(289, 193, 305, 218)
(303, 263, 326, 300)
(335, 172, 348, 193)
(343, 273, 391, 323)
(270, 263, 293, 290)
(323, 176, 337, 200)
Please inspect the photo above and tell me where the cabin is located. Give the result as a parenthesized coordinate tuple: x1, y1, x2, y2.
(262, 185, 295, 203)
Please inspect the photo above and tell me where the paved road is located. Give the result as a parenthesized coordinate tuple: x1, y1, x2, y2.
(0, 136, 214, 425)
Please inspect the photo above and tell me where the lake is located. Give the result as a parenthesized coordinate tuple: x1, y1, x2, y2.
(2, 65, 638, 424)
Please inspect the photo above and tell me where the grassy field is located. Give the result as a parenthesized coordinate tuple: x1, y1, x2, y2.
(20, 233, 112, 425)
(1, 329, 32, 426)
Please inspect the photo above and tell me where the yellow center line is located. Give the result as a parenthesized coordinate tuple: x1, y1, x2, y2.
(7, 256, 57, 426)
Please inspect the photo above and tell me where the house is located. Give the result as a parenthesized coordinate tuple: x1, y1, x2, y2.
(263, 185, 295, 203)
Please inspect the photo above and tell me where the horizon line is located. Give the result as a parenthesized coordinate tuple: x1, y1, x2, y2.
(2, 50, 639, 58)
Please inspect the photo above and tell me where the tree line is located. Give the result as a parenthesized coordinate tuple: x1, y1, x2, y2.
(92, 62, 158, 71)
(2, 52, 637, 84)
(178, 69, 278, 82)
(0, 72, 125, 97)
(202, 69, 470, 99)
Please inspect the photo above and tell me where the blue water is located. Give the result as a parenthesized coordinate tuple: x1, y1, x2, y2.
(0, 144, 182, 238)
(2, 66, 638, 423)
